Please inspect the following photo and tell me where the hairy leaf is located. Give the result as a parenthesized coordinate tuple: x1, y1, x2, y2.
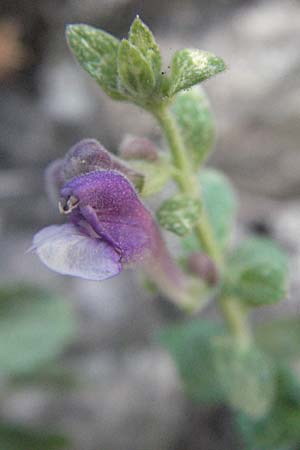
(213, 337, 275, 418)
(159, 320, 225, 404)
(223, 238, 289, 306)
(236, 366, 300, 450)
(157, 194, 201, 236)
(129, 16, 161, 79)
(169, 48, 226, 96)
(118, 39, 156, 98)
(66, 24, 124, 100)
(172, 86, 215, 167)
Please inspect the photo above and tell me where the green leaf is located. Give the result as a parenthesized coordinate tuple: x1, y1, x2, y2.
(202, 168, 237, 249)
(10, 364, 78, 390)
(159, 319, 225, 404)
(237, 411, 300, 450)
(277, 365, 300, 407)
(182, 169, 236, 253)
(129, 16, 161, 79)
(172, 86, 215, 167)
(0, 422, 68, 450)
(236, 365, 300, 450)
(255, 318, 300, 361)
(169, 48, 226, 96)
(127, 157, 171, 196)
(118, 39, 156, 98)
(223, 238, 289, 307)
(213, 337, 275, 418)
(0, 285, 76, 377)
(157, 194, 201, 236)
(66, 24, 125, 100)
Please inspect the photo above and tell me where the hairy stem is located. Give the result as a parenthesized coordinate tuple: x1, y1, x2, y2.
(152, 103, 251, 343)
(153, 104, 222, 266)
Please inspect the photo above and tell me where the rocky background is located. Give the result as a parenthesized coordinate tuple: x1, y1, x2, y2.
(0, 0, 299, 449)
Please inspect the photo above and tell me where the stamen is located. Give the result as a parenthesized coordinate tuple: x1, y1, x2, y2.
(58, 195, 79, 214)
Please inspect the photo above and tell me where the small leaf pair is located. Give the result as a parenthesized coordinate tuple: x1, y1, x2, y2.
(66, 16, 225, 106)
(66, 17, 161, 104)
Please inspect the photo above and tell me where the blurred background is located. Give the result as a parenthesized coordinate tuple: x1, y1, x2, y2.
(0, 0, 299, 449)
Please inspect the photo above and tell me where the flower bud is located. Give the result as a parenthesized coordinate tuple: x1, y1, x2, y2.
(187, 252, 219, 286)
(119, 134, 158, 161)
(45, 139, 145, 204)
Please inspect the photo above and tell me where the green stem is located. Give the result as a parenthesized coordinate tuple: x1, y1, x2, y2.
(219, 296, 252, 348)
(153, 103, 196, 194)
(153, 104, 222, 266)
(152, 103, 252, 345)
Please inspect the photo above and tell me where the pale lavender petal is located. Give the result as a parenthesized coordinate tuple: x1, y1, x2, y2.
(32, 224, 121, 281)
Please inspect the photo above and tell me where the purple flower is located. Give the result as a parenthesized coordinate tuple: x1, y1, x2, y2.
(34, 169, 157, 280)
(33, 139, 195, 307)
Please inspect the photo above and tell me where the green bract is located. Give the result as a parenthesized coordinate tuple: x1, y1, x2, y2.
(223, 238, 289, 307)
(172, 86, 215, 167)
(169, 48, 226, 96)
(159, 320, 225, 404)
(66, 24, 124, 100)
(157, 194, 201, 236)
(213, 337, 275, 418)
